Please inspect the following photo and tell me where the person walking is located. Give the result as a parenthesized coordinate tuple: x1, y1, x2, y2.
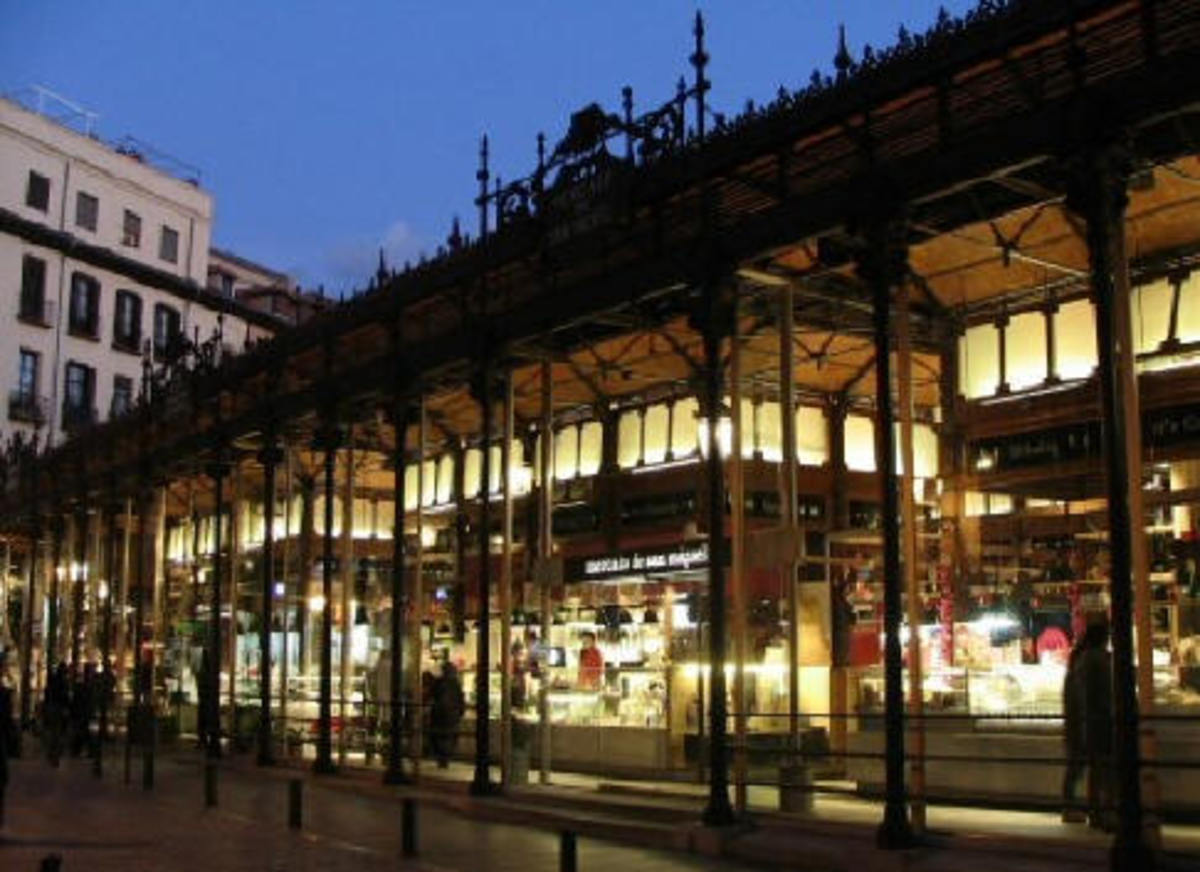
(1061, 630, 1088, 822)
(44, 664, 69, 767)
(1077, 620, 1114, 831)
(429, 660, 464, 768)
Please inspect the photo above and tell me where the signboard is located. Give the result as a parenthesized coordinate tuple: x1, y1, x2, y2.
(566, 541, 709, 582)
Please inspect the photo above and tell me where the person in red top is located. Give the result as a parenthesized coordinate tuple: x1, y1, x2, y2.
(577, 631, 604, 689)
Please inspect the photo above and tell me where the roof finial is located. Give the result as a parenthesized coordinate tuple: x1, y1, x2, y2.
(376, 247, 389, 286)
(834, 24, 853, 81)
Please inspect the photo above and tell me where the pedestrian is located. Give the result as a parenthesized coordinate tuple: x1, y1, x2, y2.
(429, 659, 464, 768)
(44, 664, 69, 767)
(1076, 620, 1114, 831)
(0, 657, 15, 828)
(1060, 630, 1088, 823)
(68, 663, 94, 757)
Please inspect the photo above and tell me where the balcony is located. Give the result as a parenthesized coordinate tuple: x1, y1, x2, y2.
(8, 390, 47, 425)
(17, 298, 56, 328)
(61, 402, 97, 433)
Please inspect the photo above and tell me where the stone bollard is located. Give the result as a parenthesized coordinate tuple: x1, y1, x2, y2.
(288, 778, 303, 829)
(204, 760, 218, 808)
(401, 797, 418, 858)
(560, 830, 577, 872)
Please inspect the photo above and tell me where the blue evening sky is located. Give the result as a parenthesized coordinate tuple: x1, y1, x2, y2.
(2, 1, 974, 294)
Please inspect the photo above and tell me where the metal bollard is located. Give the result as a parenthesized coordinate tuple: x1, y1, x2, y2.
(39, 855, 62, 872)
(401, 797, 418, 858)
(560, 830, 577, 872)
(142, 749, 154, 790)
(288, 778, 303, 829)
(204, 760, 218, 808)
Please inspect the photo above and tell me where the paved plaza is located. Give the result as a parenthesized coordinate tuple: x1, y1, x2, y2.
(0, 748, 766, 872)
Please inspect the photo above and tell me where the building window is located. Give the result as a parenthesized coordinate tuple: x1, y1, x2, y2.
(111, 374, 133, 418)
(26, 171, 50, 211)
(113, 290, 142, 352)
(68, 272, 101, 338)
(122, 209, 141, 247)
(19, 255, 48, 324)
(159, 225, 179, 264)
(75, 191, 98, 231)
(9, 349, 43, 423)
(221, 273, 234, 297)
(18, 349, 38, 399)
(153, 303, 182, 359)
(63, 361, 96, 430)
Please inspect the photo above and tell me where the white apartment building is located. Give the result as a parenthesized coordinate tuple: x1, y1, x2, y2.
(0, 95, 279, 448)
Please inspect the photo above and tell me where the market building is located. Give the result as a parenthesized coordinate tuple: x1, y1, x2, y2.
(2, 2, 1197, 868)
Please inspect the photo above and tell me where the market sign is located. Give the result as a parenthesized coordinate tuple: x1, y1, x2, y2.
(567, 542, 710, 582)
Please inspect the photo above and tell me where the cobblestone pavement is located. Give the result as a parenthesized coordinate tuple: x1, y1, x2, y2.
(0, 747, 765, 871)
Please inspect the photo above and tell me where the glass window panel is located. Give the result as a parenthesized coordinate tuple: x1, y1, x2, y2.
(532, 434, 543, 487)
(914, 423, 939, 479)
(670, 398, 699, 459)
(436, 455, 454, 504)
(464, 449, 482, 499)
(403, 465, 419, 512)
(1055, 298, 1098, 380)
(376, 500, 395, 540)
(353, 498, 372, 538)
(578, 422, 602, 477)
(617, 411, 641, 469)
(1177, 274, 1200, 345)
(739, 398, 755, 459)
(965, 491, 987, 517)
(487, 444, 503, 494)
(643, 404, 669, 465)
(1005, 311, 1047, 390)
(1132, 279, 1172, 354)
(796, 405, 829, 466)
(844, 415, 876, 472)
(758, 401, 783, 462)
(554, 426, 579, 480)
(421, 459, 437, 507)
(958, 324, 1000, 399)
(990, 493, 1013, 515)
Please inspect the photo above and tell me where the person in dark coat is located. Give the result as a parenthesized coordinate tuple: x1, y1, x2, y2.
(429, 660, 464, 768)
(0, 679, 12, 828)
(44, 664, 69, 767)
(1061, 631, 1089, 822)
(1077, 621, 1114, 831)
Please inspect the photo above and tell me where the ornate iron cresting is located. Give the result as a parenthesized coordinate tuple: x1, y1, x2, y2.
(1, 2, 1048, 485)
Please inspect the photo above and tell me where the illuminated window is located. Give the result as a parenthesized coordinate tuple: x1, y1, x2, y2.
(617, 410, 641, 469)
(844, 415, 876, 472)
(1176, 273, 1200, 345)
(1005, 311, 1047, 390)
(643, 404, 669, 465)
(894, 422, 939, 478)
(1132, 279, 1172, 354)
(796, 406, 829, 465)
(376, 499, 395, 539)
(758, 401, 783, 462)
(1055, 299, 1097, 380)
(403, 465, 419, 512)
(489, 443, 503, 494)
(421, 459, 436, 507)
(436, 455, 455, 504)
(554, 426, 579, 480)
(353, 498, 373, 538)
(670, 398, 699, 459)
(958, 324, 1000, 399)
(464, 449, 482, 499)
(578, 421, 602, 477)
(739, 398, 755, 459)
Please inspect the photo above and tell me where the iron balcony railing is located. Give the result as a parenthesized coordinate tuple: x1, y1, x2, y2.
(7, 390, 47, 424)
(60, 401, 97, 432)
